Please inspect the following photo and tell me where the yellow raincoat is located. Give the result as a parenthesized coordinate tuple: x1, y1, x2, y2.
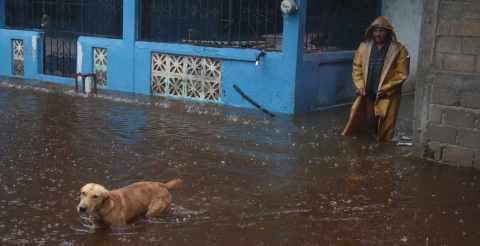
(342, 16, 410, 141)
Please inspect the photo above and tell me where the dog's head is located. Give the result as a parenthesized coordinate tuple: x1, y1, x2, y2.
(77, 183, 110, 216)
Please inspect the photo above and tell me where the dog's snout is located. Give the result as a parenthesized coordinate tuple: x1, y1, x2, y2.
(78, 206, 87, 213)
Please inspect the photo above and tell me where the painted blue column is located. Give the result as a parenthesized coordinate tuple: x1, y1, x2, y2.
(282, 0, 307, 114)
(0, 0, 5, 28)
(123, 0, 137, 92)
(123, 0, 137, 44)
(282, 0, 306, 61)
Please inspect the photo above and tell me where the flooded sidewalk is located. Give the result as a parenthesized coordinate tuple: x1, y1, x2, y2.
(0, 78, 479, 246)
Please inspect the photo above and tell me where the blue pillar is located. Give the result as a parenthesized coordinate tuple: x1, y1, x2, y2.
(0, 0, 5, 28)
(282, 0, 307, 113)
(123, 0, 137, 43)
(123, 0, 137, 92)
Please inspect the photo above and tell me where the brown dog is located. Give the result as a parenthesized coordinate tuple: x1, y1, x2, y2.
(77, 179, 182, 226)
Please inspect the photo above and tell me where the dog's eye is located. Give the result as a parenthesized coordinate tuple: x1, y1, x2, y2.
(81, 192, 86, 196)
(92, 195, 99, 199)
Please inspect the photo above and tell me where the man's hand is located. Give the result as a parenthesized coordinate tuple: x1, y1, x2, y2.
(356, 88, 366, 96)
(376, 91, 386, 100)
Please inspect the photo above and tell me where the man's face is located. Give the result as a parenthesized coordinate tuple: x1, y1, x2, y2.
(373, 27, 388, 45)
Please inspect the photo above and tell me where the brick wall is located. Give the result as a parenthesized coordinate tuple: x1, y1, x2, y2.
(414, 0, 480, 168)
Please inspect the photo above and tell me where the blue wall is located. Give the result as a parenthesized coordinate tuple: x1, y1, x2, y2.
(0, 30, 74, 85)
(133, 43, 297, 114)
(294, 0, 356, 113)
(296, 52, 355, 112)
(0, 30, 38, 78)
(0, 0, 356, 115)
(0, 1, 75, 84)
(77, 0, 300, 114)
(78, 37, 129, 91)
(78, 0, 136, 93)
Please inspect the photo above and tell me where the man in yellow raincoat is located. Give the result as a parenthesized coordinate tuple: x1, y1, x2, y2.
(342, 16, 410, 142)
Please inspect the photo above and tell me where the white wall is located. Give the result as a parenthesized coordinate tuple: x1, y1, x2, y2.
(383, 0, 423, 91)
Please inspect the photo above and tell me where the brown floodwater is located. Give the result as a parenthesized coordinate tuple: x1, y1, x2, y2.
(0, 78, 479, 246)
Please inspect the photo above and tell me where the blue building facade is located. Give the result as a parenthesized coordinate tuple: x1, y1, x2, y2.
(0, 0, 380, 114)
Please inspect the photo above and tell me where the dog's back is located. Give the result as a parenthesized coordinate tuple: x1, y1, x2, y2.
(116, 179, 182, 195)
(101, 179, 182, 225)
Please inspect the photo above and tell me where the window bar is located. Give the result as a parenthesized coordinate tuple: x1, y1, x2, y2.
(305, 8, 309, 49)
(82, 0, 86, 34)
(184, 0, 188, 41)
(264, 0, 269, 39)
(140, 0, 145, 40)
(174, 0, 179, 42)
(227, 0, 233, 45)
(102, 1, 106, 35)
(219, 0, 224, 42)
(100, 2, 104, 35)
(237, 0, 242, 44)
(12, 0, 17, 27)
(12, 0, 16, 27)
(205, 0, 209, 42)
(255, 0, 260, 41)
(90, 1, 94, 34)
(62, 37, 65, 76)
(56, 38, 60, 76)
(15, 0, 20, 27)
(49, 37, 53, 74)
(174, 0, 178, 42)
(246, 0, 251, 42)
(274, 1, 279, 48)
(43, 37, 48, 74)
(30, 0, 34, 28)
(5, 0, 8, 26)
(72, 39, 77, 76)
(55, 36, 63, 75)
(67, 37, 71, 76)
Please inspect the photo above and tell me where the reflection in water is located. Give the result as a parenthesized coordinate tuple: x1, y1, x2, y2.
(0, 81, 479, 245)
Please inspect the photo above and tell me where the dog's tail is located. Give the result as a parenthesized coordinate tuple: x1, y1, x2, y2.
(165, 179, 183, 189)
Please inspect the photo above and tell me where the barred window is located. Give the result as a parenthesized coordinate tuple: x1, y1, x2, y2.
(140, 0, 283, 50)
(305, 0, 380, 52)
(5, 0, 123, 38)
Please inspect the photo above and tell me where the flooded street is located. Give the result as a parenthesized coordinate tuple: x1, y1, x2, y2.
(1, 79, 479, 246)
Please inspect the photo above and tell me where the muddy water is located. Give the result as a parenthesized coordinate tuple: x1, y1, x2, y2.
(0, 81, 479, 246)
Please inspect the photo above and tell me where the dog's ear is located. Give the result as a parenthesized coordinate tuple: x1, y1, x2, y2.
(95, 185, 109, 200)
(97, 191, 113, 212)
(100, 191, 111, 204)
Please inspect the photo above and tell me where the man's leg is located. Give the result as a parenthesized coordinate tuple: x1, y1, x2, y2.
(377, 96, 402, 142)
(365, 99, 377, 136)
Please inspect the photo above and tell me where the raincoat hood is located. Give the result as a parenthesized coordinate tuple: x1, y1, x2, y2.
(365, 16, 397, 41)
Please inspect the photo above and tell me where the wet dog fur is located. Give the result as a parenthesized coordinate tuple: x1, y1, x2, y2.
(77, 179, 182, 226)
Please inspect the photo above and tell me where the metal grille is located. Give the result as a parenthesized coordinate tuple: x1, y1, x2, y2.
(93, 47, 108, 87)
(12, 40, 25, 76)
(305, 0, 380, 52)
(6, 0, 122, 78)
(140, 0, 283, 50)
(5, 0, 123, 38)
(43, 33, 78, 77)
(151, 53, 222, 101)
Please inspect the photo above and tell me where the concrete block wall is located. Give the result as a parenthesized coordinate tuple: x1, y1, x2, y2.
(414, 0, 480, 168)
